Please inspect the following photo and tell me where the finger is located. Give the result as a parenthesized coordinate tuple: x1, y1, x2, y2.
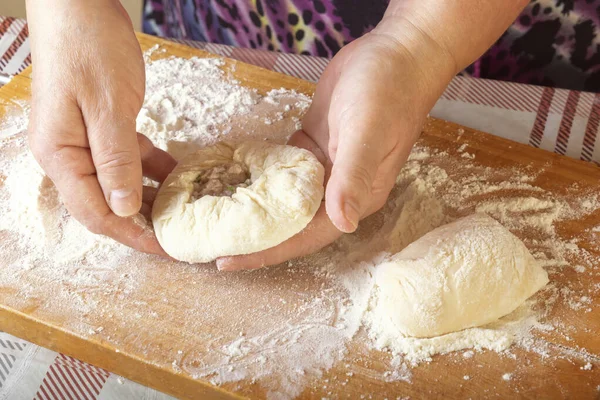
(140, 203, 152, 220)
(138, 133, 177, 182)
(142, 185, 158, 205)
(287, 130, 328, 166)
(46, 146, 167, 256)
(325, 105, 390, 233)
(363, 148, 407, 217)
(216, 204, 342, 271)
(87, 112, 142, 218)
(106, 212, 167, 256)
(287, 130, 334, 182)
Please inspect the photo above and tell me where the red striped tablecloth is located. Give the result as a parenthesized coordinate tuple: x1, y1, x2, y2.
(2, 16, 600, 163)
(1, 14, 600, 400)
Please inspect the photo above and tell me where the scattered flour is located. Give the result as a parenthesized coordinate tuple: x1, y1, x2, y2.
(0, 48, 599, 399)
(0, 99, 29, 140)
(574, 265, 587, 273)
(137, 55, 309, 160)
(136, 56, 259, 151)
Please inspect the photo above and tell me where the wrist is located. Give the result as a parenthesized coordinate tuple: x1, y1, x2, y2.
(26, 0, 134, 57)
(367, 16, 457, 117)
(372, 14, 458, 77)
(26, 0, 130, 34)
(381, 0, 528, 72)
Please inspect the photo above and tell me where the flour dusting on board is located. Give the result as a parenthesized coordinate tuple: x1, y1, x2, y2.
(137, 56, 258, 150)
(137, 52, 309, 160)
(1, 49, 599, 399)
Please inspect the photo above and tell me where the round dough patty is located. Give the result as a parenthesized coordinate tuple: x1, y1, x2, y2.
(152, 141, 325, 263)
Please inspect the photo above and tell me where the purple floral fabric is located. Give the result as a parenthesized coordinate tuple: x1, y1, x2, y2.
(143, 0, 600, 92)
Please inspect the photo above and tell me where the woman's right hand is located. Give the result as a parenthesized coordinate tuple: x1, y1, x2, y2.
(26, 0, 176, 254)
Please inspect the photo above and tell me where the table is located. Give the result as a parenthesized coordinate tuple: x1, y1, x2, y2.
(2, 15, 600, 400)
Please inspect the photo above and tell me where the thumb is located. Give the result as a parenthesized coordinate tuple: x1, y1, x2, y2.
(325, 112, 388, 233)
(88, 116, 142, 217)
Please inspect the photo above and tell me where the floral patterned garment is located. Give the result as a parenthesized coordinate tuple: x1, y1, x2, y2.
(143, 0, 600, 92)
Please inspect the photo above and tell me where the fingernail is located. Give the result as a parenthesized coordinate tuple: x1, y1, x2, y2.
(110, 189, 139, 217)
(342, 200, 360, 233)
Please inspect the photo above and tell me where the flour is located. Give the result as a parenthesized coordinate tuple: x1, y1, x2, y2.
(0, 100, 28, 140)
(137, 56, 310, 160)
(475, 197, 562, 235)
(326, 163, 554, 365)
(137, 57, 259, 152)
(0, 48, 599, 399)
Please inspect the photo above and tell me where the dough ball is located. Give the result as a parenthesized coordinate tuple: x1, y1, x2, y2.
(373, 214, 549, 338)
(152, 141, 324, 263)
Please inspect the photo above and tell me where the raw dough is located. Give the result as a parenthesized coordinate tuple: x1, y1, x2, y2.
(373, 214, 549, 338)
(152, 141, 324, 263)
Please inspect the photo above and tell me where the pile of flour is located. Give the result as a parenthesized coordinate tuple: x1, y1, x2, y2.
(137, 47, 309, 160)
(137, 54, 258, 151)
(0, 49, 598, 399)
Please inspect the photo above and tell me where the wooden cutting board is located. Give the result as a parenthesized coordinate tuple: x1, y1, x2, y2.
(1, 33, 600, 399)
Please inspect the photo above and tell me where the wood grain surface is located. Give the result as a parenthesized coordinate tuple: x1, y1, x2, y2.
(1, 33, 600, 399)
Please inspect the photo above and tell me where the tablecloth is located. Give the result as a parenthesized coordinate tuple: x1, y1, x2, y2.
(1, 14, 600, 400)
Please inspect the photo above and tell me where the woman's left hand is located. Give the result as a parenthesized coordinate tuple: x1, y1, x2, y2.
(216, 18, 457, 271)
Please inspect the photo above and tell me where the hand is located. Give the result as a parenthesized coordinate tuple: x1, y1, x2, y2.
(217, 20, 457, 271)
(26, 0, 176, 255)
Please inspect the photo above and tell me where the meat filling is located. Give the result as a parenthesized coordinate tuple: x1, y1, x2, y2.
(191, 162, 251, 200)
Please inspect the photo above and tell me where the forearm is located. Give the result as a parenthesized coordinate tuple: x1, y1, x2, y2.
(379, 0, 528, 73)
(26, 0, 137, 80)
(26, 0, 132, 41)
